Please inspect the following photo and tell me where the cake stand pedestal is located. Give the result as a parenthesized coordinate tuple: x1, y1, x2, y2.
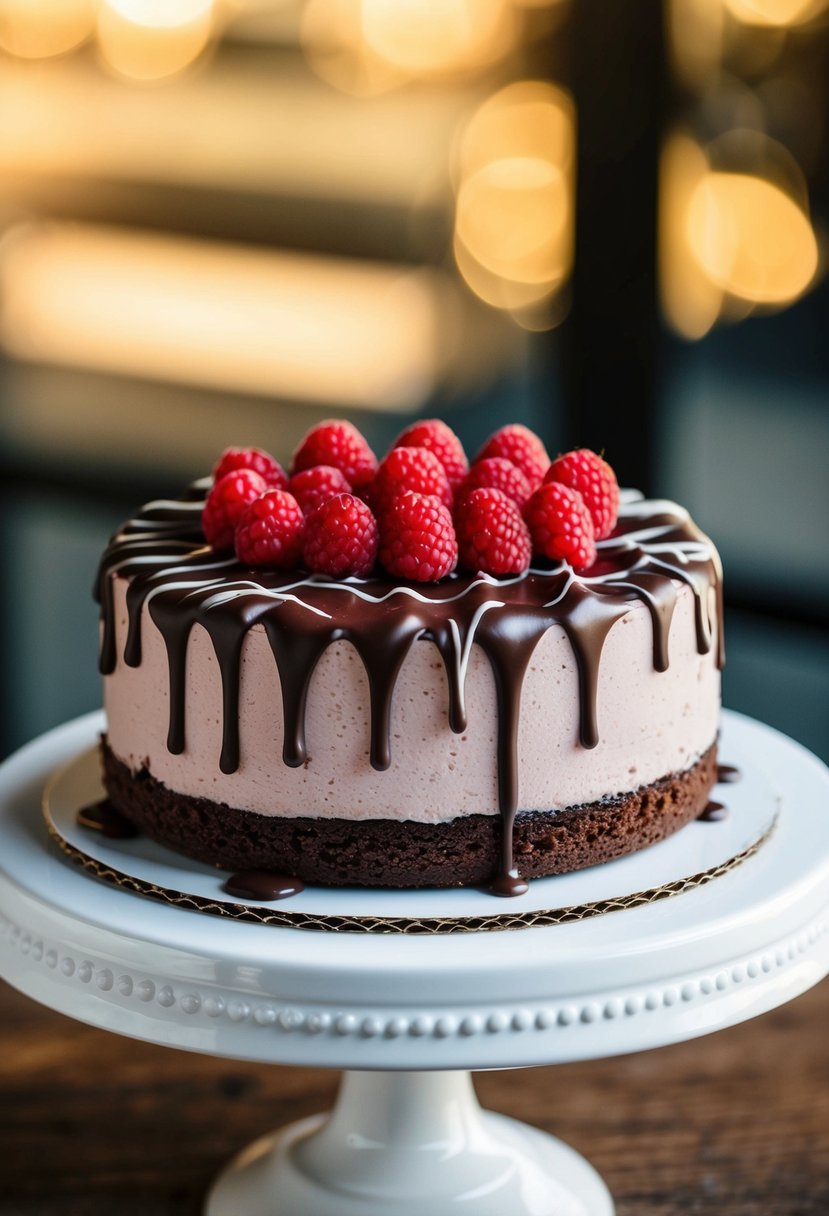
(207, 1069, 612, 1216)
(0, 711, 827, 1216)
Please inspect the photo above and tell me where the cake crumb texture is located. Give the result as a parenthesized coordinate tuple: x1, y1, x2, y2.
(102, 738, 717, 889)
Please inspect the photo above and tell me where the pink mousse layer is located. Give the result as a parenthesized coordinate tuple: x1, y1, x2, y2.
(104, 576, 720, 824)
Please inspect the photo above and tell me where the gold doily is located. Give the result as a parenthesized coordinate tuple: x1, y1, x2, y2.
(43, 811, 776, 935)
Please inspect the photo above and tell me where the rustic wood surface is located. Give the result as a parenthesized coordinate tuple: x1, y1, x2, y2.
(0, 975, 827, 1215)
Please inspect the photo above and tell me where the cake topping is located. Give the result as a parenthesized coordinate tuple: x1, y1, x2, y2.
(212, 446, 288, 490)
(370, 445, 454, 512)
(291, 420, 378, 491)
(303, 493, 379, 578)
(545, 448, 620, 540)
(378, 490, 458, 582)
(457, 457, 533, 510)
(455, 487, 532, 577)
(474, 423, 550, 490)
(234, 490, 305, 569)
(202, 468, 268, 551)
(203, 422, 618, 584)
(524, 481, 597, 572)
(288, 465, 352, 516)
(392, 418, 469, 490)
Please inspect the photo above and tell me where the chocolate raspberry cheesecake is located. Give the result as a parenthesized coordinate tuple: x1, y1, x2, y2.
(95, 421, 723, 895)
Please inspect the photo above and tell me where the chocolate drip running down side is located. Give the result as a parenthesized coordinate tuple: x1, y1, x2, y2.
(95, 490, 724, 893)
(700, 800, 729, 822)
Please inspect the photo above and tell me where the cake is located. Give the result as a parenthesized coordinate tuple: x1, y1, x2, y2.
(94, 421, 723, 896)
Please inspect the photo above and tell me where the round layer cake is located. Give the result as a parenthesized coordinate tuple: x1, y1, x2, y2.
(95, 479, 723, 893)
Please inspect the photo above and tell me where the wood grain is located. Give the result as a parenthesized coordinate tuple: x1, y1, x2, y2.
(0, 977, 827, 1214)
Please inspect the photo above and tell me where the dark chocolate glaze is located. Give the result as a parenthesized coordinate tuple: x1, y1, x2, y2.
(78, 799, 140, 839)
(716, 764, 741, 784)
(223, 870, 305, 901)
(95, 489, 723, 894)
(699, 800, 728, 822)
(488, 870, 530, 898)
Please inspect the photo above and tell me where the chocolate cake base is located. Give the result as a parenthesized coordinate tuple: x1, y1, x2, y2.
(100, 740, 717, 889)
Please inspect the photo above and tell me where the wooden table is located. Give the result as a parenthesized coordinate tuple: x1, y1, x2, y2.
(1, 975, 826, 1215)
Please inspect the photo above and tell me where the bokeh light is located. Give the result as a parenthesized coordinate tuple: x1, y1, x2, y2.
(687, 170, 819, 303)
(97, 0, 215, 82)
(0, 221, 447, 410)
(660, 133, 725, 340)
(723, 0, 827, 27)
(302, 0, 516, 95)
(455, 158, 569, 292)
(360, 0, 513, 76)
(660, 127, 820, 336)
(0, 0, 95, 59)
(454, 81, 574, 325)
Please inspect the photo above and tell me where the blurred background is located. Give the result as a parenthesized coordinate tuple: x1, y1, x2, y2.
(0, 0, 826, 762)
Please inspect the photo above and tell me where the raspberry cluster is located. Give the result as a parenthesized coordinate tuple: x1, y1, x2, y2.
(201, 422, 620, 581)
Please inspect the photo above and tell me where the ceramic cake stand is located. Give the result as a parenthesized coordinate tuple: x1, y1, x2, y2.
(0, 711, 827, 1216)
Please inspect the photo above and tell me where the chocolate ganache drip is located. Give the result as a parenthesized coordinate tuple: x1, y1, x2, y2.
(95, 487, 724, 894)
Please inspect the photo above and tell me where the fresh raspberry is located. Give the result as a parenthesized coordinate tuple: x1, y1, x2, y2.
(370, 446, 453, 513)
(302, 493, 378, 578)
(202, 469, 268, 551)
(523, 482, 596, 571)
(212, 446, 287, 490)
(474, 424, 550, 490)
(379, 491, 457, 582)
(291, 420, 378, 490)
(456, 457, 532, 510)
(392, 419, 469, 490)
(288, 465, 352, 516)
(234, 490, 305, 568)
(455, 488, 532, 577)
(545, 449, 619, 540)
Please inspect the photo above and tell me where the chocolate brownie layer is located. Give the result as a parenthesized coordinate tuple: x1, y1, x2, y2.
(101, 739, 717, 889)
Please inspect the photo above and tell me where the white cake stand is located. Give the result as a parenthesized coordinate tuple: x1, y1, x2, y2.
(0, 710, 827, 1216)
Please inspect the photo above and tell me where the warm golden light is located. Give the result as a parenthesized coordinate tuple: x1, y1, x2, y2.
(0, 0, 95, 59)
(453, 81, 574, 324)
(661, 127, 822, 337)
(0, 55, 464, 211)
(659, 134, 724, 340)
(456, 158, 569, 285)
(457, 80, 574, 182)
(301, 0, 390, 96)
(97, 0, 215, 81)
(687, 171, 819, 304)
(360, 0, 513, 76)
(302, 0, 516, 95)
(723, 0, 826, 26)
(0, 222, 451, 411)
(666, 0, 725, 92)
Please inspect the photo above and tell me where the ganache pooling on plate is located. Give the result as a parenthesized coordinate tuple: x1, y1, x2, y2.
(95, 482, 724, 895)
